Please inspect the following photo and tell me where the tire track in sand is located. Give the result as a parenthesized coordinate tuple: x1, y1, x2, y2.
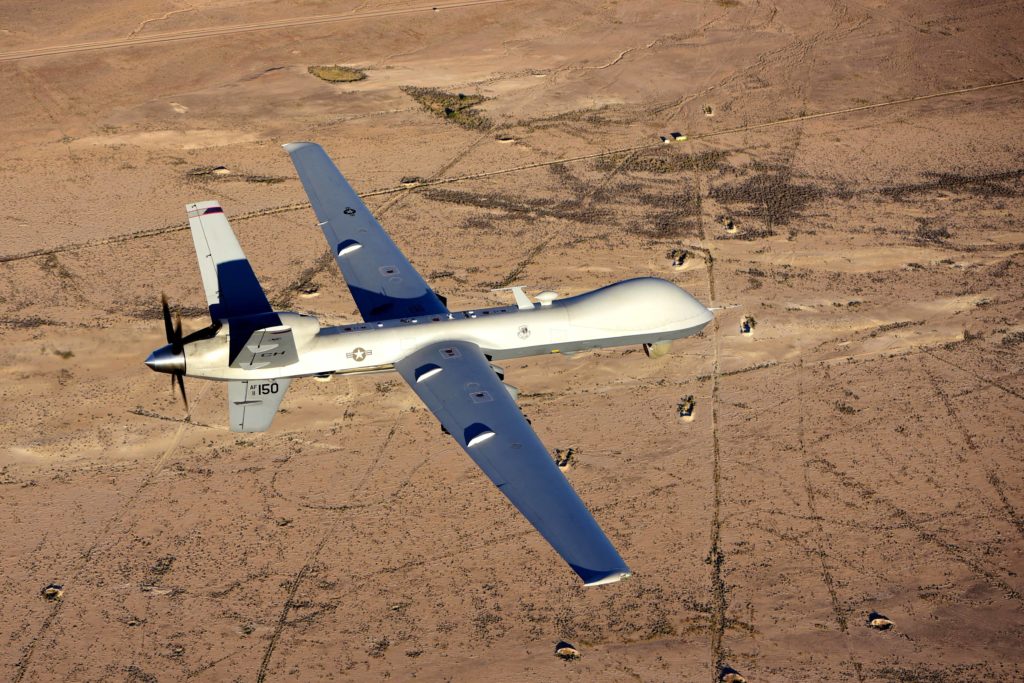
(2, 78, 1022, 266)
(922, 355, 1024, 540)
(0, 0, 517, 63)
(811, 456, 1023, 603)
(14, 388, 204, 682)
(254, 415, 402, 683)
(689, 125, 727, 680)
(797, 360, 866, 682)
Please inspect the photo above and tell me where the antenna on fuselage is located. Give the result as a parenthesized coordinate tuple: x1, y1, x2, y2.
(534, 291, 559, 306)
(491, 286, 535, 310)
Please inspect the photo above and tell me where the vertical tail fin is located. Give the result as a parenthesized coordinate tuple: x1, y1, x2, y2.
(228, 378, 292, 432)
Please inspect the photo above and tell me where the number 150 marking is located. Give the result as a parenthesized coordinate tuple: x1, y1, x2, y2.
(253, 382, 279, 396)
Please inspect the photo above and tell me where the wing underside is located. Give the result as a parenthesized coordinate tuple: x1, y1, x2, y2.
(394, 340, 631, 586)
(283, 142, 448, 322)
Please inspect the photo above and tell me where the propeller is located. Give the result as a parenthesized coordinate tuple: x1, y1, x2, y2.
(147, 295, 220, 409)
(160, 293, 189, 411)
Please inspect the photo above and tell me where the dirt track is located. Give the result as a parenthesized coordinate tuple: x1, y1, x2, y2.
(0, 0, 516, 62)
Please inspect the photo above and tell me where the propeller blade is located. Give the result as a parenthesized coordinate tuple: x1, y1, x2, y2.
(172, 311, 183, 351)
(174, 372, 189, 411)
(161, 293, 174, 345)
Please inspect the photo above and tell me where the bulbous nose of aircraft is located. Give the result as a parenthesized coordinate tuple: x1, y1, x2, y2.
(145, 344, 185, 374)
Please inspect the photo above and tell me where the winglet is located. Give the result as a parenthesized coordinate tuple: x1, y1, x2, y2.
(282, 141, 317, 154)
(574, 566, 633, 587)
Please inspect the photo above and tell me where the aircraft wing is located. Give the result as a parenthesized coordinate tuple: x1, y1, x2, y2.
(283, 142, 449, 322)
(187, 201, 286, 364)
(394, 339, 631, 586)
(186, 201, 274, 320)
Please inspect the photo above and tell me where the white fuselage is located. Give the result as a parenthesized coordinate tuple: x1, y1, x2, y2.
(182, 277, 714, 381)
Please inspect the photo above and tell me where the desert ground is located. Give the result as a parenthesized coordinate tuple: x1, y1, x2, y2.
(1, 0, 1023, 680)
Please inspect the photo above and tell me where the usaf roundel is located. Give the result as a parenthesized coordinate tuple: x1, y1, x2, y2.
(346, 347, 372, 362)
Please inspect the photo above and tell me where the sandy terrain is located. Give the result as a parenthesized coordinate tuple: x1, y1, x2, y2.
(1, 0, 1023, 681)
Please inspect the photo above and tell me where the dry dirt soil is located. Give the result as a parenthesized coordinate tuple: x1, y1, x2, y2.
(1, 1, 1023, 681)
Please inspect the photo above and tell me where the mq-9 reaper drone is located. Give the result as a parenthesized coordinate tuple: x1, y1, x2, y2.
(146, 143, 714, 585)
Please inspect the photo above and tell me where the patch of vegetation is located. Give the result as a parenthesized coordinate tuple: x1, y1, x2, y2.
(367, 637, 390, 658)
(871, 663, 1004, 683)
(989, 256, 1020, 278)
(423, 188, 611, 225)
(634, 187, 703, 212)
(1000, 331, 1024, 347)
(0, 317, 58, 329)
(186, 166, 286, 184)
(150, 556, 175, 575)
(667, 247, 690, 266)
(401, 86, 491, 129)
(307, 65, 367, 83)
(186, 166, 229, 177)
(647, 615, 676, 637)
(623, 183, 703, 238)
(834, 401, 858, 415)
(629, 211, 701, 239)
(514, 105, 611, 131)
(913, 217, 951, 243)
(677, 395, 695, 417)
(595, 148, 727, 174)
(547, 163, 589, 198)
(709, 162, 825, 226)
(40, 254, 75, 282)
(718, 226, 777, 241)
(125, 666, 158, 683)
(552, 447, 576, 469)
(879, 168, 1022, 201)
(53, 349, 74, 359)
(428, 270, 456, 280)
(870, 320, 924, 337)
(695, 361, 777, 382)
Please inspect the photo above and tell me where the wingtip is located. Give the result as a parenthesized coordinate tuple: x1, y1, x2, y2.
(185, 199, 224, 217)
(572, 564, 633, 587)
(584, 570, 632, 587)
(282, 141, 318, 154)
